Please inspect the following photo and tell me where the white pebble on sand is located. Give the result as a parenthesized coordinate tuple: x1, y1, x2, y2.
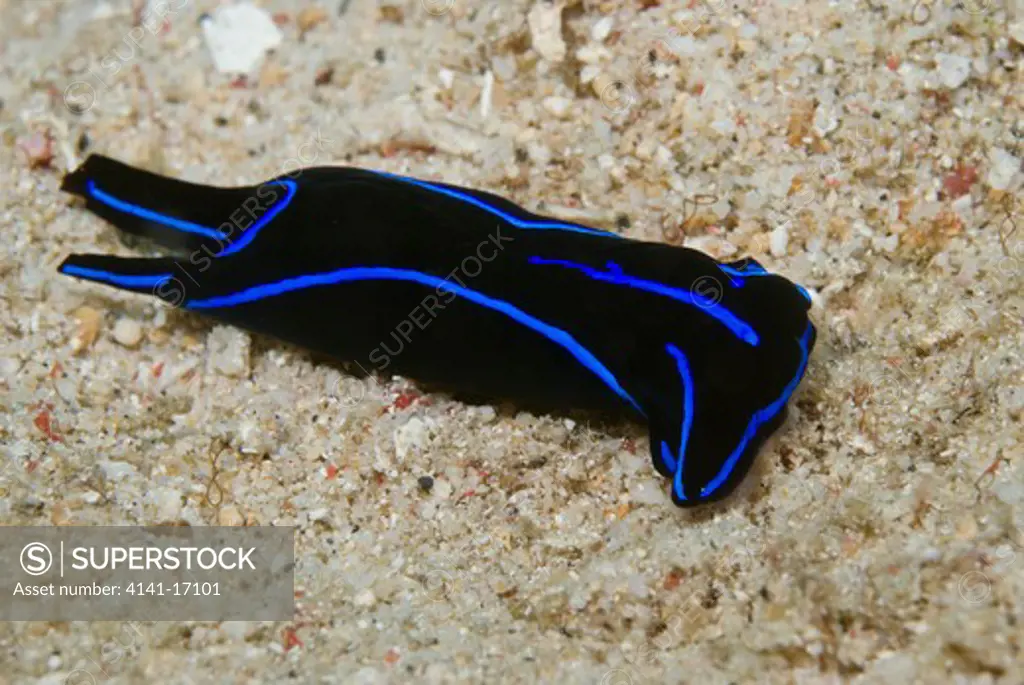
(201, 3, 283, 75)
(591, 16, 614, 43)
(438, 68, 455, 90)
(394, 417, 432, 462)
(112, 317, 143, 347)
(1009, 21, 1024, 45)
(238, 418, 273, 455)
(934, 53, 971, 89)
(353, 588, 376, 607)
(813, 104, 839, 137)
(432, 479, 452, 501)
(986, 147, 1021, 191)
(98, 460, 137, 480)
(528, 1, 567, 62)
(542, 96, 573, 119)
(770, 224, 790, 257)
(207, 326, 251, 378)
(147, 487, 183, 520)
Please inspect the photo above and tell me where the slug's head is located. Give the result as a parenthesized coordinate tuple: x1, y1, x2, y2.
(649, 257, 816, 507)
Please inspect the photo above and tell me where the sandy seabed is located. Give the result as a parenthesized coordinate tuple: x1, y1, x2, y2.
(1, 0, 1022, 683)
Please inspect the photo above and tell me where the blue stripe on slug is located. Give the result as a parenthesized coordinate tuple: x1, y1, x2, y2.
(59, 264, 172, 289)
(659, 441, 677, 474)
(218, 180, 298, 256)
(718, 263, 813, 304)
(665, 343, 695, 502)
(87, 181, 227, 241)
(186, 266, 644, 414)
(718, 263, 768, 279)
(374, 171, 617, 238)
(86, 179, 298, 255)
(699, 322, 814, 498)
(529, 257, 760, 346)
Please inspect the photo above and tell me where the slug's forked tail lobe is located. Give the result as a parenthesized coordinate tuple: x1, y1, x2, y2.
(57, 252, 189, 306)
(61, 154, 266, 254)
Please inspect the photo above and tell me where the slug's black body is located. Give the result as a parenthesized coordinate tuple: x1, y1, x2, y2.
(58, 154, 816, 506)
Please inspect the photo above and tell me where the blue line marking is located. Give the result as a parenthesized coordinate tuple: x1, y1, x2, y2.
(60, 264, 171, 289)
(717, 264, 758, 287)
(219, 181, 297, 256)
(87, 181, 225, 241)
(719, 262, 773, 288)
(718, 263, 813, 304)
(374, 171, 618, 238)
(660, 441, 677, 474)
(718, 263, 768, 279)
(699, 322, 814, 499)
(717, 269, 745, 288)
(86, 179, 297, 256)
(186, 266, 643, 414)
(529, 257, 760, 346)
(665, 344, 695, 502)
